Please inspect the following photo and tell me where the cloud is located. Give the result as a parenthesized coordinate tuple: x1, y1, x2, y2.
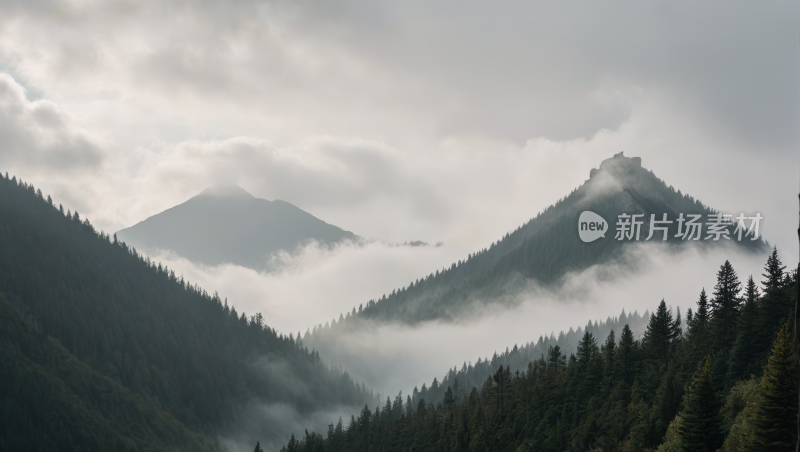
(0, 0, 796, 258)
(0, 73, 110, 174)
(1, 0, 797, 148)
(147, 239, 473, 336)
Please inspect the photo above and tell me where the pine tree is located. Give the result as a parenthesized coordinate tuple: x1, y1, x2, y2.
(602, 329, 616, 378)
(678, 356, 723, 452)
(691, 289, 710, 336)
(615, 324, 636, 384)
(758, 249, 791, 355)
(751, 322, 798, 451)
(744, 274, 759, 304)
(643, 299, 676, 364)
(710, 261, 742, 347)
(727, 275, 761, 382)
(760, 246, 785, 295)
(577, 330, 598, 372)
(254, 441, 263, 452)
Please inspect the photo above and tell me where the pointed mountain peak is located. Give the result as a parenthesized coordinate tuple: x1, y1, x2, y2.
(197, 183, 255, 199)
(589, 152, 642, 179)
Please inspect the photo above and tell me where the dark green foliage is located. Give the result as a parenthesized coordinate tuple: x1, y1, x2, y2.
(643, 299, 679, 365)
(0, 293, 220, 452)
(678, 357, 723, 452)
(279, 257, 797, 452)
(761, 246, 786, 294)
(401, 310, 650, 410)
(751, 322, 798, 451)
(727, 275, 761, 382)
(0, 174, 377, 449)
(710, 260, 742, 348)
(254, 441, 264, 452)
(757, 248, 794, 357)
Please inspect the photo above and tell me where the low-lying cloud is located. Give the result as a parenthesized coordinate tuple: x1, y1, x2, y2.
(150, 237, 772, 400)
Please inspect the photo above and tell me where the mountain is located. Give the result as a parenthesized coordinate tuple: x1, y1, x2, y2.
(280, 256, 797, 452)
(306, 153, 768, 332)
(116, 184, 358, 270)
(0, 175, 377, 451)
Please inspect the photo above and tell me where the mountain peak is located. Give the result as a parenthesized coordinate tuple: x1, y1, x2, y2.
(589, 152, 642, 179)
(116, 183, 357, 269)
(197, 184, 254, 199)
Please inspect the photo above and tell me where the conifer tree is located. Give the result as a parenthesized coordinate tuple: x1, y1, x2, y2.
(727, 275, 761, 382)
(254, 441, 263, 452)
(750, 322, 798, 451)
(691, 289, 710, 336)
(615, 324, 636, 384)
(710, 261, 742, 347)
(643, 299, 676, 364)
(744, 274, 759, 304)
(760, 246, 785, 294)
(577, 330, 598, 372)
(678, 356, 723, 452)
(602, 330, 615, 377)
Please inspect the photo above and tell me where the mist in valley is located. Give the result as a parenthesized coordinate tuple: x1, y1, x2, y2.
(151, 237, 773, 438)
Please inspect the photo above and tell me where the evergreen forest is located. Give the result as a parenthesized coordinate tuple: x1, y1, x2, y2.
(0, 174, 378, 451)
(280, 250, 797, 452)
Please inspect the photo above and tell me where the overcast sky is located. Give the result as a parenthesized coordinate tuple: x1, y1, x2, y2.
(1, 0, 797, 325)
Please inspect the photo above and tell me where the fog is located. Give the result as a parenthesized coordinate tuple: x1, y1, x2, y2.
(151, 237, 772, 402)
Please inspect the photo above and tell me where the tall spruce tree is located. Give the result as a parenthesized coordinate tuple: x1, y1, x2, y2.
(710, 260, 742, 347)
(643, 299, 677, 365)
(602, 329, 616, 378)
(615, 324, 637, 384)
(727, 275, 761, 382)
(751, 322, 798, 451)
(760, 246, 785, 295)
(678, 356, 723, 452)
(691, 289, 710, 336)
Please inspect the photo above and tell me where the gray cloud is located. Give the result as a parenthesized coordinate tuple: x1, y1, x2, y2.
(1, 0, 796, 148)
(0, 74, 109, 174)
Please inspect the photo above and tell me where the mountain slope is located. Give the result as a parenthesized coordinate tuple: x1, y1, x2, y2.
(308, 153, 767, 331)
(280, 258, 797, 452)
(0, 175, 377, 450)
(117, 184, 358, 270)
(0, 293, 220, 452)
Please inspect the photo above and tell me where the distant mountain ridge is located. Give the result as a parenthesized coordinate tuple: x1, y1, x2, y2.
(116, 184, 358, 270)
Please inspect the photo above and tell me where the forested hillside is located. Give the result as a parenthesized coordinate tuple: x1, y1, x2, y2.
(281, 251, 797, 452)
(0, 174, 377, 451)
(304, 153, 768, 338)
(406, 309, 651, 410)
